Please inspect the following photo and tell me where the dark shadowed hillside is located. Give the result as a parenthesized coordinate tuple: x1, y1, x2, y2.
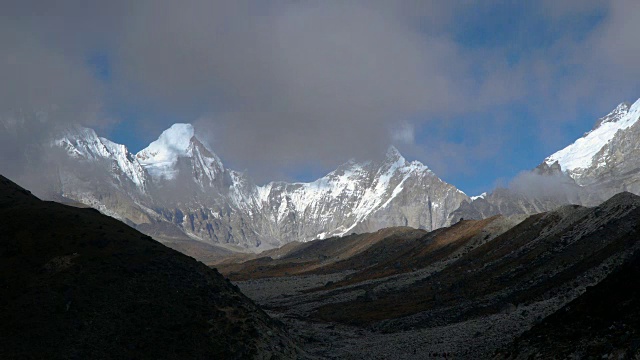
(0, 175, 302, 359)
(496, 247, 640, 359)
(223, 193, 640, 358)
(313, 194, 640, 329)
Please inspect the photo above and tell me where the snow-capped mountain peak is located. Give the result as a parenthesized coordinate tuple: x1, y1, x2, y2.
(248, 145, 456, 242)
(545, 98, 640, 172)
(53, 124, 468, 250)
(385, 145, 404, 162)
(135, 123, 224, 182)
(591, 102, 630, 132)
(54, 125, 103, 160)
(136, 123, 195, 163)
(55, 125, 148, 190)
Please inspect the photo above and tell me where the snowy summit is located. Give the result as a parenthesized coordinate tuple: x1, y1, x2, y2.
(136, 123, 196, 180)
(545, 99, 640, 172)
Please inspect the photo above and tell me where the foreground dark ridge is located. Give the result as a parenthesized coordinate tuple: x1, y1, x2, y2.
(0, 175, 302, 359)
(497, 225, 640, 358)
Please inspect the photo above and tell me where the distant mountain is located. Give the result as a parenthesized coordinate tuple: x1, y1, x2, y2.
(32, 97, 640, 253)
(0, 175, 302, 359)
(51, 123, 468, 252)
(544, 101, 639, 183)
(454, 98, 640, 221)
(545, 99, 640, 196)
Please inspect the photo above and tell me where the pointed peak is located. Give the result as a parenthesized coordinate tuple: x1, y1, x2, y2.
(59, 124, 99, 140)
(158, 123, 195, 147)
(535, 160, 563, 176)
(614, 101, 631, 112)
(591, 101, 631, 131)
(136, 123, 195, 163)
(545, 97, 640, 172)
(382, 146, 433, 173)
(385, 146, 405, 162)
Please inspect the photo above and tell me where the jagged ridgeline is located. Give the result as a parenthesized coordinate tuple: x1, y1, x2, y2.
(52, 124, 468, 251)
(43, 97, 640, 254)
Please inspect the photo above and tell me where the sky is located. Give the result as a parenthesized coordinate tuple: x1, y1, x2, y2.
(1, 0, 640, 196)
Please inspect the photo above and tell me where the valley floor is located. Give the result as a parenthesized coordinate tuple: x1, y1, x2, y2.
(236, 271, 575, 359)
(217, 194, 640, 359)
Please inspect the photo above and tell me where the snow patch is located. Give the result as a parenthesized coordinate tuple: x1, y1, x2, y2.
(545, 98, 640, 172)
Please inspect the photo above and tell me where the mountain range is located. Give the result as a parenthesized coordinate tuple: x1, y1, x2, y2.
(5, 156, 640, 358)
(41, 97, 640, 254)
(4, 97, 640, 358)
(452, 98, 640, 220)
(51, 124, 467, 252)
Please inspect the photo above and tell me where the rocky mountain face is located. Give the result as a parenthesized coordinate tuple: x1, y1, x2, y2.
(449, 187, 574, 222)
(0, 175, 303, 359)
(550, 100, 640, 197)
(51, 124, 468, 251)
(545, 101, 640, 185)
(453, 98, 640, 221)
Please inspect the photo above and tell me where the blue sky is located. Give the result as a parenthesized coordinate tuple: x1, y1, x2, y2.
(4, 1, 640, 196)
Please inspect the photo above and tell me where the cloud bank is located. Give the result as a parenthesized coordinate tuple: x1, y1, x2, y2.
(1, 0, 639, 188)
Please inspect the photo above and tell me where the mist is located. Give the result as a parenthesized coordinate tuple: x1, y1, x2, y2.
(0, 14, 103, 193)
(509, 170, 583, 204)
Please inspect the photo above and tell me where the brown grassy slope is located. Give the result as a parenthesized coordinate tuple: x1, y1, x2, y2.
(214, 240, 310, 267)
(314, 195, 640, 326)
(218, 227, 427, 280)
(315, 217, 501, 289)
(0, 175, 302, 360)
